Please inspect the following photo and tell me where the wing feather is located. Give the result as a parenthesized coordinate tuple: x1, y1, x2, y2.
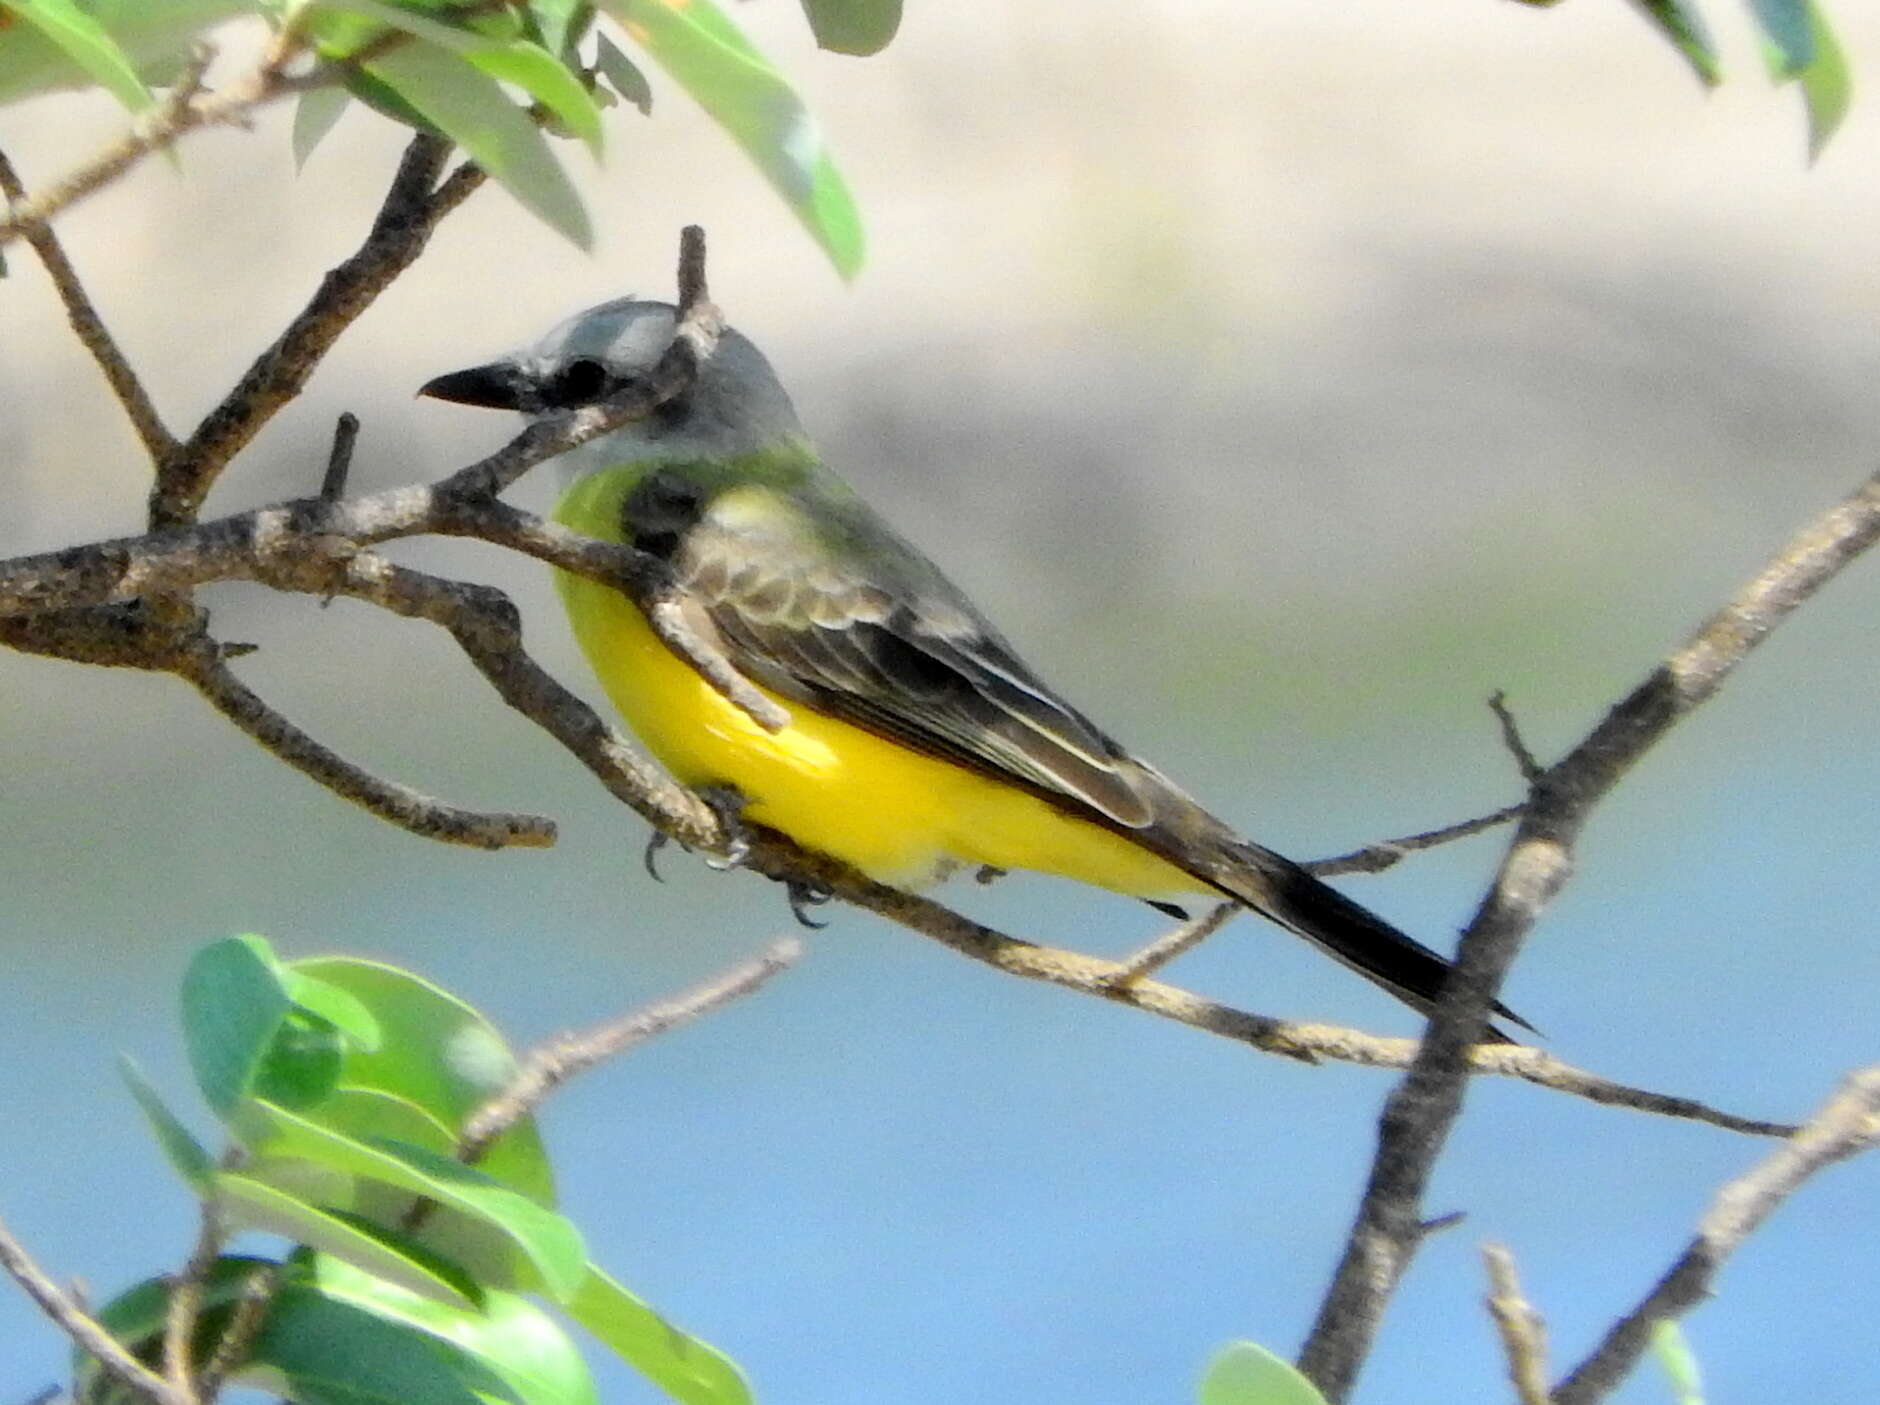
(675, 487, 1155, 828)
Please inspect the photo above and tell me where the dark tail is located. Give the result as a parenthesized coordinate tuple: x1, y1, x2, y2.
(1206, 841, 1533, 1040)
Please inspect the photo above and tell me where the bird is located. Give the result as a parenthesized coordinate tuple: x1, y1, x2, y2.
(420, 297, 1524, 1035)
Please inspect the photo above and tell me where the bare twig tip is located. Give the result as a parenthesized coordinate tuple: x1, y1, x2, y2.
(676, 225, 708, 312)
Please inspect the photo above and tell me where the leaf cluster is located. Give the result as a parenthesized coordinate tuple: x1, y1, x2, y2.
(0, 0, 901, 274)
(93, 935, 750, 1405)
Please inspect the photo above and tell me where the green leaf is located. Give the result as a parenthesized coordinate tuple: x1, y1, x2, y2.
(319, 0, 604, 154)
(303, 0, 527, 53)
(0, 0, 244, 107)
(118, 1054, 214, 1192)
(598, 0, 864, 279)
(797, 0, 901, 56)
(2, 0, 151, 111)
(288, 960, 515, 1122)
(78, 1257, 275, 1405)
(344, 66, 438, 130)
(594, 30, 650, 114)
(293, 86, 354, 167)
(289, 957, 555, 1205)
(86, 1252, 593, 1405)
(363, 41, 593, 248)
(216, 1172, 480, 1306)
(255, 1007, 347, 1110)
(466, 40, 603, 153)
(1747, 0, 1812, 75)
(285, 1254, 599, 1405)
(242, 1100, 587, 1300)
(1628, 0, 1721, 86)
(1652, 1320, 1706, 1405)
(183, 935, 296, 1117)
(531, 0, 595, 62)
(286, 969, 384, 1052)
(564, 1265, 752, 1405)
(1197, 1342, 1330, 1405)
(1794, 1, 1851, 160)
(318, 1085, 460, 1151)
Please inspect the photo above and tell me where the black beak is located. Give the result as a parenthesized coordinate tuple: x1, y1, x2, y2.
(416, 362, 533, 410)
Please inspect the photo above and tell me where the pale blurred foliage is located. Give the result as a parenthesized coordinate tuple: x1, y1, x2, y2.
(6, 0, 1880, 595)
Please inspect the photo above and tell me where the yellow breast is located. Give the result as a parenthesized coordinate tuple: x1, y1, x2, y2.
(554, 473, 1202, 899)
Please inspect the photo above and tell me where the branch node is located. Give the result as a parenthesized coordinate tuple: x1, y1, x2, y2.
(1489, 690, 1545, 785)
(1104, 902, 1238, 986)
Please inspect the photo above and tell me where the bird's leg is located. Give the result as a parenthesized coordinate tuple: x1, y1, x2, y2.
(784, 879, 834, 930)
(974, 865, 1007, 886)
(694, 784, 754, 871)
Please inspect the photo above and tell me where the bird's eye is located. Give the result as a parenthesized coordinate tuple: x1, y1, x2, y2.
(549, 357, 611, 406)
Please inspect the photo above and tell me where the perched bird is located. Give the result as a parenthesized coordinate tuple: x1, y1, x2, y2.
(421, 298, 1521, 1033)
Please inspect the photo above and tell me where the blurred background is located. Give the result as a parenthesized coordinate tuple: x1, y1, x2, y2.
(5, 1, 1880, 1400)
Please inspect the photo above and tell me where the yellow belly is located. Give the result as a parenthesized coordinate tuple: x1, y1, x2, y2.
(556, 570, 1203, 900)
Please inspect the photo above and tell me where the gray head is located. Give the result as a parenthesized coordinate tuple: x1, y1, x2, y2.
(418, 297, 805, 465)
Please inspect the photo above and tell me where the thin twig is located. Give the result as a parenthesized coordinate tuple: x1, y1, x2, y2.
(1551, 1065, 1880, 1405)
(0, 148, 176, 461)
(1104, 902, 1238, 984)
(457, 937, 803, 1160)
(161, 1201, 225, 1404)
(174, 638, 558, 850)
(194, 1265, 278, 1401)
(0, 46, 225, 247)
(759, 838, 1793, 1136)
(1305, 803, 1525, 878)
(0, 1214, 182, 1405)
(1489, 691, 1544, 784)
(1296, 467, 1880, 1402)
(149, 132, 481, 528)
(1482, 1242, 1551, 1405)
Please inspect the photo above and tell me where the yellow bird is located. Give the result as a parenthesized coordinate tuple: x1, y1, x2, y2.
(421, 298, 1521, 1032)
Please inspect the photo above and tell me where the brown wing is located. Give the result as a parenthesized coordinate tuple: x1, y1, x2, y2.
(673, 483, 1157, 828)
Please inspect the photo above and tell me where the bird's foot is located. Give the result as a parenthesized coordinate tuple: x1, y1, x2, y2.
(695, 784, 753, 871)
(974, 864, 1007, 886)
(642, 828, 693, 882)
(784, 879, 834, 930)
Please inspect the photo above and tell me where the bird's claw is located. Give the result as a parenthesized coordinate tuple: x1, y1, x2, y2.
(696, 785, 753, 871)
(785, 879, 833, 930)
(642, 828, 692, 882)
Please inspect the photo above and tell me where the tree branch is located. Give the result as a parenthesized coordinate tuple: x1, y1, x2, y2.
(0, 219, 1813, 1151)
(1304, 803, 1524, 879)
(457, 936, 804, 1160)
(148, 133, 483, 528)
(1105, 902, 1239, 984)
(1296, 467, 1880, 1401)
(0, 1213, 182, 1405)
(1550, 1064, 1880, 1405)
(0, 446, 1809, 1140)
(0, 147, 176, 462)
(173, 635, 557, 850)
